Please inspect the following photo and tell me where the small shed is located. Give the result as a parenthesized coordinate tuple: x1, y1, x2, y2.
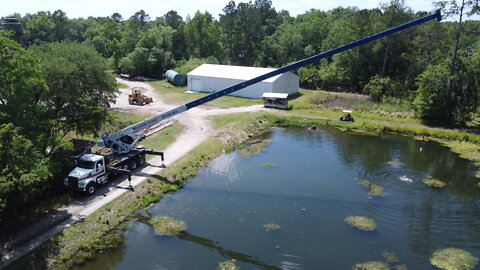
(262, 93, 289, 109)
(187, 64, 299, 99)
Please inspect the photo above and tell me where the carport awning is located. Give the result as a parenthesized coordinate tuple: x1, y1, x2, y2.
(262, 93, 288, 99)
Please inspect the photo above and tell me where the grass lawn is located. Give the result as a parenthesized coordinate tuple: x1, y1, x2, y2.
(149, 80, 262, 108)
(141, 121, 183, 152)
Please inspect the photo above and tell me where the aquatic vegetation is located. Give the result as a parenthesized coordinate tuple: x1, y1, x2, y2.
(262, 223, 281, 231)
(239, 139, 271, 156)
(382, 252, 399, 264)
(359, 180, 386, 196)
(149, 216, 187, 236)
(387, 160, 404, 168)
(352, 261, 390, 270)
(394, 265, 408, 270)
(476, 182, 480, 189)
(430, 248, 478, 270)
(422, 177, 447, 188)
(369, 184, 386, 196)
(359, 180, 371, 188)
(217, 259, 240, 270)
(262, 163, 275, 167)
(344, 216, 377, 231)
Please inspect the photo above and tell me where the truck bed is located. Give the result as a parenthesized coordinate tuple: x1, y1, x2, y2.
(96, 147, 164, 168)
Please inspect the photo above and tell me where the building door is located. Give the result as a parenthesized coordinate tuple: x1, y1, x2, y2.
(191, 78, 202, 91)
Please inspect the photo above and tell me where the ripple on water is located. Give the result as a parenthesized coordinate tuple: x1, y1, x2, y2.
(398, 175, 413, 182)
(281, 254, 304, 270)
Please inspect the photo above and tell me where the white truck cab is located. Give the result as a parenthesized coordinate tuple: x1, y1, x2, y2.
(64, 154, 107, 195)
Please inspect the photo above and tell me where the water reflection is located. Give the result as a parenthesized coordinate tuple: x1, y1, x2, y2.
(209, 153, 240, 184)
(179, 232, 280, 270)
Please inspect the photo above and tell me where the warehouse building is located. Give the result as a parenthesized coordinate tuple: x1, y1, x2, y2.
(187, 64, 299, 99)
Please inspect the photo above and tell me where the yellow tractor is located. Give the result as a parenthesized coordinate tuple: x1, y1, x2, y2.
(128, 87, 153, 105)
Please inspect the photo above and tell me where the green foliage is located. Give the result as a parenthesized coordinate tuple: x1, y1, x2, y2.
(0, 124, 52, 227)
(137, 26, 174, 51)
(184, 11, 222, 59)
(414, 38, 480, 126)
(0, 36, 120, 233)
(0, 33, 47, 138)
(413, 63, 450, 125)
(175, 57, 219, 75)
(450, 46, 480, 126)
(119, 47, 174, 78)
(363, 75, 407, 101)
(298, 67, 321, 90)
(117, 23, 175, 78)
(31, 41, 118, 138)
(220, 0, 280, 65)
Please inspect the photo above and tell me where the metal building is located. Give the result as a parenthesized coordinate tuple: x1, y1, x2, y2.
(187, 64, 299, 99)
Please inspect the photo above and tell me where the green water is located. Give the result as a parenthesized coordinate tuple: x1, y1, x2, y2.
(74, 127, 480, 269)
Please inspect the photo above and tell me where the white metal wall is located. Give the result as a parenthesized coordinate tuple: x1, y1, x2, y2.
(272, 72, 299, 95)
(187, 72, 298, 99)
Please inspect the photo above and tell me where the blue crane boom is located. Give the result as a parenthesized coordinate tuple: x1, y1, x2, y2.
(103, 10, 441, 154)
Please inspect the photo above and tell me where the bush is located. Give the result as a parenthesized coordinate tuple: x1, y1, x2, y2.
(0, 124, 52, 232)
(298, 67, 322, 90)
(363, 75, 406, 101)
(413, 63, 449, 125)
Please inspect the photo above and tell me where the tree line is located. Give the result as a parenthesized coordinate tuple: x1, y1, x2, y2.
(0, 0, 479, 233)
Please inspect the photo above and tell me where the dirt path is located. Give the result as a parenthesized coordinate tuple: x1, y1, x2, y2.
(0, 79, 266, 268)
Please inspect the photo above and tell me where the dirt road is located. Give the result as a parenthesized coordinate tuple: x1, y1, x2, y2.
(0, 79, 266, 268)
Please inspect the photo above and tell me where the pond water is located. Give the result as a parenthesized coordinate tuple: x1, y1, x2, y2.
(75, 127, 480, 269)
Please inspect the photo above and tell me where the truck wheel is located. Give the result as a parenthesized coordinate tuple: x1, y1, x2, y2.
(121, 164, 129, 170)
(137, 155, 145, 166)
(129, 160, 137, 171)
(129, 99, 134, 105)
(86, 183, 96, 195)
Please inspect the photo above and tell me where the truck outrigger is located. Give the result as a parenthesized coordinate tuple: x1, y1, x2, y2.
(64, 10, 441, 194)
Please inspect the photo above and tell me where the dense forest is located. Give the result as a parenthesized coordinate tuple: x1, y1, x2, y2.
(0, 0, 479, 234)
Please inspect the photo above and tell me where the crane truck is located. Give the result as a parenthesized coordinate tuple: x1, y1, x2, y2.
(64, 10, 441, 195)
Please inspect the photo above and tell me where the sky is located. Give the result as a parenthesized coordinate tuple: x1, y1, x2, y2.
(0, 0, 459, 20)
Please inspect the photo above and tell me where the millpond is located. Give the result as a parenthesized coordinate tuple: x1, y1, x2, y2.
(74, 127, 480, 269)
